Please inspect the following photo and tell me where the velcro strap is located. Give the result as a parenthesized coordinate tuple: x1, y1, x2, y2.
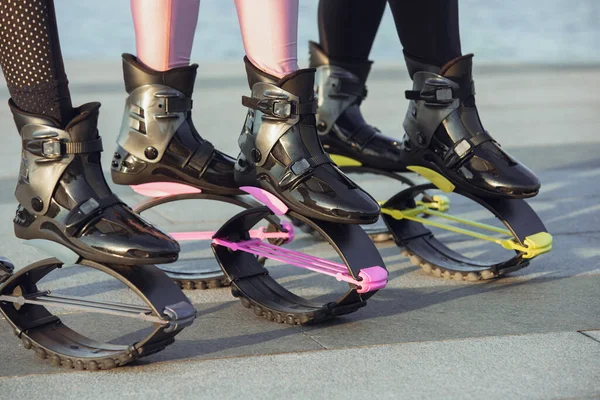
(445, 131, 495, 168)
(332, 77, 367, 99)
(294, 100, 318, 114)
(405, 84, 475, 103)
(405, 90, 423, 100)
(242, 96, 316, 118)
(290, 154, 332, 175)
(64, 194, 123, 237)
(279, 154, 333, 189)
(25, 136, 104, 159)
(165, 97, 193, 113)
(469, 130, 493, 148)
(347, 124, 377, 148)
(64, 137, 103, 154)
(241, 96, 263, 110)
(187, 141, 215, 175)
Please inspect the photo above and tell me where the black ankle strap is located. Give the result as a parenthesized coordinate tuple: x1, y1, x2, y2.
(186, 140, 216, 176)
(328, 75, 367, 100)
(242, 96, 317, 119)
(26, 136, 103, 160)
(64, 194, 124, 237)
(405, 82, 475, 104)
(64, 138, 103, 154)
(347, 124, 377, 149)
(444, 131, 495, 168)
(154, 91, 193, 114)
(279, 154, 333, 189)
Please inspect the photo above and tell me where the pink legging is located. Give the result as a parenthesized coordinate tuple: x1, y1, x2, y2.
(131, 0, 299, 78)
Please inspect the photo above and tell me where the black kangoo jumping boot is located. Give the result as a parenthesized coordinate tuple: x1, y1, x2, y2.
(111, 54, 241, 195)
(400, 53, 540, 198)
(234, 58, 380, 224)
(12, 101, 179, 265)
(309, 41, 406, 171)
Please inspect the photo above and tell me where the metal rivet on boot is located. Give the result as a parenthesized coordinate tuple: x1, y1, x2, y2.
(317, 121, 327, 132)
(144, 146, 158, 160)
(251, 148, 262, 163)
(31, 197, 43, 212)
(111, 161, 119, 168)
(417, 132, 425, 145)
(113, 152, 121, 159)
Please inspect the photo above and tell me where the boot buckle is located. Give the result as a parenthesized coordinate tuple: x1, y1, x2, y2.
(248, 98, 292, 119)
(26, 137, 64, 160)
(154, 90, 193, 119)
(41, 139, 63, 159)
(272, 100, 292, 118)
(435, 87, 453, 102)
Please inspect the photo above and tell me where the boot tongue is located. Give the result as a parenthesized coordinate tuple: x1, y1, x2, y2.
(65, 102, 101, 142)
(278, 69, 316, 103)
(309, 41, 373, 84)
(439, 54, 474, 83)
(122, 54, 198, 97)
(244, 56, 279, 88)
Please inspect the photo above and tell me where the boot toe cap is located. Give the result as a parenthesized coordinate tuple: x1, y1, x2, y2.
(81, 206, 180, 263)
(290, 173, 380, 223)
(461, 150, 541, 197)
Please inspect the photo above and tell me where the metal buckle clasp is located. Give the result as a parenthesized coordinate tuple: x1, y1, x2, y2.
(435, 87, 453, 102)
(26, 137, 64, 160)
(255, 99, 292, 119)
(272, 100, 292, 118)
(422, 78, 455, 106)
(41, 139, 63, 159)
(154, 90, 181, 119)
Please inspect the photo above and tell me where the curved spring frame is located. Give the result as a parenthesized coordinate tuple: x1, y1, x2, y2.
(330, 160, 552, 280)
(381, 183, 552, 280)
(0, 258, 195, 370)
(132, 183, 294, 289)
(212, 188, 388, 325)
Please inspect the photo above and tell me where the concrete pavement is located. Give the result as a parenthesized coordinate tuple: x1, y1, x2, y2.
(0, 62, 598, 399)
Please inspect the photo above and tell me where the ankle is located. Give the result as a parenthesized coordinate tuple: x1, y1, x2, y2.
(245, 55, 298, 79)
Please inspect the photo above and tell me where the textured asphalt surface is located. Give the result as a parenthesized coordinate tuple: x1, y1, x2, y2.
(0, 61, 598, 399)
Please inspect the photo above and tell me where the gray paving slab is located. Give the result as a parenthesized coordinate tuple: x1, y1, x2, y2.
(300, 275, 600, 348)
(0, 301, 320, 377)
(1, 332, 598, 400)
(0, 272, 597, 377)
(0, 64, 597, 399)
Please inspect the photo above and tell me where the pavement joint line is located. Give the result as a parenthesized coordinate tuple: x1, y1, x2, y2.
(298, 329, 327, 350)
(578, 331, 600, 344)
(0, 329, 590, 380)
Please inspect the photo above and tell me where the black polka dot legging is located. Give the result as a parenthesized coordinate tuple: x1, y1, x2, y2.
(0, 0, 73, 126)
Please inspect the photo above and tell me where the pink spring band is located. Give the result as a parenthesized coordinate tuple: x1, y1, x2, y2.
(212, 238, 387, 293)
(240, 186, 289, 215)
(130, 182, 202, 197)
(170, 221, 294, 243)
(130, 182, 386, 293)
(130, 183, 294, 242)
(131, 184, 289, 219)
